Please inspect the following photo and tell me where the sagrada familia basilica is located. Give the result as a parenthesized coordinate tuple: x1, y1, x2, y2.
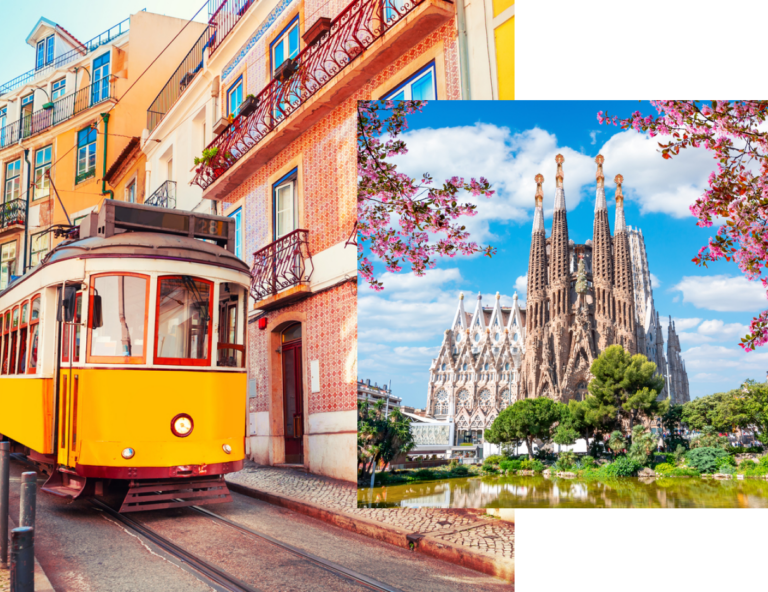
(421, 154, 690, 451)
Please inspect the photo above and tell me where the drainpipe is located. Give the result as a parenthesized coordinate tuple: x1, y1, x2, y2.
(100, 113, 114, 201)
(456, 0, 472, 99)
(22, 148, 31, 273)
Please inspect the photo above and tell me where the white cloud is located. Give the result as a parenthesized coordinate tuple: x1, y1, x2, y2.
(673, 274, 767, 312)
(599, 130, 713, 218)
(650, 273, 662, 289)
(368, 268, 462, 300)
(514, 274, 528, 297)
(672, 317, 702, 331)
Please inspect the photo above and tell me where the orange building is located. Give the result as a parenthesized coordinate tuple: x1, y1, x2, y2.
(0, 11, 207, 291)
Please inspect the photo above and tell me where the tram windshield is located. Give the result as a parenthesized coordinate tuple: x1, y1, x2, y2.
(89, 274, 148, 362)
(155, 276, 212, 365)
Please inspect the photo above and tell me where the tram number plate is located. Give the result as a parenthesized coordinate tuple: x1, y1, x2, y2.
(196, 218, 226, 237)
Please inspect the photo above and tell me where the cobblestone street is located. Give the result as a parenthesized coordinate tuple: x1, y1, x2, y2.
(0, 567, 8, 592)
(226, 461, 515, 562)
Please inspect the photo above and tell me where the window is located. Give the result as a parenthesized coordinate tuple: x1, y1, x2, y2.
(271, 18, 300, 75)
(0, 107, 6, 148)
(30, 232, 50, 267)
(385, 0, 406, 23)
(34, 145, 52, 200)
(27, 295, 41, 374)
(125, 178, 136, 203)
(155, 276, 213, 366)
(273, 169, 298, 239)
(8, 306, 19, 375)
(62, 292, 83, 364)
(52, 78, 66, 100)
(76, 127, 97, 183)
(227, 76, 243, 118)
(0, 241, 16, 291)
(88, 274, 149, 363)
(4, 159, 21, 202)
(36, 36, 54, 70)
(229, 208, 242, 259)
(92, 52, 111, 104)
(0, 310, 8, 375)
(384, 63, 436, 101)
(217, 282, 246, 368)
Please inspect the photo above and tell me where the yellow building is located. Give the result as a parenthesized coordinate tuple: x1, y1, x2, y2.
(0, 11, 207, 290)
(460, 0, 514, 99)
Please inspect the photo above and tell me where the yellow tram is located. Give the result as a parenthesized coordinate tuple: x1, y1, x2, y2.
(0, 201, 250, 511)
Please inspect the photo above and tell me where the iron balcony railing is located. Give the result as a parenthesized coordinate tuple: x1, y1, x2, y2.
(192, 0, 425, 190)
(0, 15, 133, 97)
(0, 199, 26, 230)
(207, 0, 257, 56)
(145, 180, 177, 209)
(147, 28, 212, 132)
(0, 80, 115, 148)
(250, 229, 314, 301)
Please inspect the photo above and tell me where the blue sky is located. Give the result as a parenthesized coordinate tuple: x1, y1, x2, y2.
(358, 101, 768, 408)
(0, 1, 206, 86)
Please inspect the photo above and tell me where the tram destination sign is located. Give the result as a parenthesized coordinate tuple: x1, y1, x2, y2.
(91, 200, 235, 253)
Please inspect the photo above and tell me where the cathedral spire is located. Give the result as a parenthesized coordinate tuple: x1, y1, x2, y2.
(595, 154, 607, 212)
(592, 154, 613, 291)
(615, 174, 627, 233)
(526, 174, 548, 331)
(451, 292, 468, 332)
(532, 173, 545, 233)
(549, 154, 570, 286)
(554, 153, 566, 210)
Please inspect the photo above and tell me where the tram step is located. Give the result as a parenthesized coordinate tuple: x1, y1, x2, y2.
(119, 476, 233, 513)
(41, 471, 91, 499)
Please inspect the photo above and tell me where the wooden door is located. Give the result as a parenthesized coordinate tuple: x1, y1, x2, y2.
(282, 340, 303, 464)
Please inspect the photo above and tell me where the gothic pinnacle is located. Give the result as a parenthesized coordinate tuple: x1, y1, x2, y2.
(614, 174, 626, 233)
(554, 154, 566, 211)
(595, 154, 607, 212)
(532, 173, 545, 233)
(555, 154, 564, 188)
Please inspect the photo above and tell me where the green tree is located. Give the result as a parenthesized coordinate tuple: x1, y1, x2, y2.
(681, 391, 733, 432)
(567, 397, 613, 455)
(607, 431, 626, 457)
(731, 380, 768, 445)
(628, 425, 658, 466)
(357, 400, 415, 485)
(587, 345, 668, 435)
(486, 398, 562, 460)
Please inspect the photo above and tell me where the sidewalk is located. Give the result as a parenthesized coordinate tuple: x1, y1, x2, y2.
(226, 461, 515, 581)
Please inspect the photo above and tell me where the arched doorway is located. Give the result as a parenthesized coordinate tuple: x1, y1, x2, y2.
(281, 322, 303, 464)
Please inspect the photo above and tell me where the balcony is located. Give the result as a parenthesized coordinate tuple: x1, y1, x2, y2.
(0, 16, 132, 97)
(144, 180, 177, 209)
(207, 0, 257, 57)
(0, 200, 26, 233)
(147, 28, 212, 132)
(0, 80, 115, 149)
(193, 0, 453, 200)
(250, 229, 314, 311)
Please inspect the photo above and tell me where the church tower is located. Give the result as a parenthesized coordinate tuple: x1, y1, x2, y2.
(612, 175, 637, 353)
(521, 173, 548, 399)
(591, 154, 615, 351)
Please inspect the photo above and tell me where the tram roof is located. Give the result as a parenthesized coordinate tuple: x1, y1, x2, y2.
(1, 231, 250, 298)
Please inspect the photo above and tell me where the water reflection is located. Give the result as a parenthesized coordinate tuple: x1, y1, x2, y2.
(357, 475, 768, 508)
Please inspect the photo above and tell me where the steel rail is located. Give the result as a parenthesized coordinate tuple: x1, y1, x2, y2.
(190, 503, 406, 592)
(91, 498, 264, 592)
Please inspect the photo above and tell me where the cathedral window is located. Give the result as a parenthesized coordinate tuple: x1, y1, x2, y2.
(513, 333, 519, 342)
(456, 333, 462, 342)
(495, 332, 500, 341)
(441, 363, 446, 371)
(457, 390, 470, 408)
(474, 333, 480, 342)
(479, 389, 492, 410)
(500, 389, 511, 409)
(435, 390, 449, 414)
(484, 363, 489, 370)
(462, 364, 468, 371)
(505, 363, 510, 370)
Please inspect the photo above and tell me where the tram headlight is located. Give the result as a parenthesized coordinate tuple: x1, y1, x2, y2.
(222, 444, 232, 454)
(122, 448, 135, 459)
(171, 414, 194, 438)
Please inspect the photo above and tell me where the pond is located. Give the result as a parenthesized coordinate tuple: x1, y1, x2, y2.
(357, 474, 768, 508)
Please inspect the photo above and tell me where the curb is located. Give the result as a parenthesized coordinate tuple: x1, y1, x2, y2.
(226, 480, 514, 582)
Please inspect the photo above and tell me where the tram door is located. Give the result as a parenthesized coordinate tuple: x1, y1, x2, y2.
(282, 323, 303, 464)
(58, 291, 83, 468)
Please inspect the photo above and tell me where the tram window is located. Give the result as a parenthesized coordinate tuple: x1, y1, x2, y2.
(27, 295, 41, 374)
(217, 283, 246, 368)
(88, 274, 148, 363)
(1, 311, 8, 375)
(155, 276, 213, 366)
(9, 306, 19, 374)
(62, 294, 83, 364)
(17, 300, 28, 374)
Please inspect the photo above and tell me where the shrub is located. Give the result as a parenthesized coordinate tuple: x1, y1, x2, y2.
(520, 459, 545, 472)
(628, 426, 658, 466)
(670, 467, 701, 477)
(602, 456, 642, 478)
(737, 460, 757, 473)
(759, 455, 768, 468)
(690, 427, 729, 450)
(608, 431, 627, 456)
(484, 455, 505, 466)
(654, 462, 675, 476)
(451, 465, 470, 476)
(581, 455, 596, 469)
(686, 447, 730, 474)
(499, 460, 522, 473)
(409, 468, 435, 481)
(718, 464, 736, 475)
(556, 451, 577, 470)
(718, 455, 737, 468)
(448, 459, 459, 471)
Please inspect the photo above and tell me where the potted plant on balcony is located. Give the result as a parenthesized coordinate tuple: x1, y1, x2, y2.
(194, 147, 220, 173)
(274, 58, 297, 82)
(238, 94, 259, 118)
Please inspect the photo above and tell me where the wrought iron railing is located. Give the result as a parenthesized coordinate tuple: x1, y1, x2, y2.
(0, 15, 133, 97)
(145, 180, 177, 209)
(0, 199, 25, 230)
(0, 80, 115, 148)
(147, 28, 212, 132)
(207, 0, 257, 56)
(192, 0, 427, 190)
(250, 229, 314, 301)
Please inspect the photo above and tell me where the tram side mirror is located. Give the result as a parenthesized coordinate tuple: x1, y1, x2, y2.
(59, 286, 78, 322)
(91, 295, 103, 329)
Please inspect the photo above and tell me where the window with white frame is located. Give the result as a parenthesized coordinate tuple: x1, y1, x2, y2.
(52, 78, 66, 100)
(0, 241, 16, 291)
(126, 178, 136, 203)
(92, 52, 111, 104)
(271, 18, 300, 75)
(384, 63, 436, 101)
(76, 126, 97, 183)
(33, 145, 52, 200)
(229, 207, 243, 260)
(36, 35, 54, 71)
(227, 76, 243, 118)
(273, 169, 297, 239)
(30, 232, 50, 267)
(4, 160, 21, 202)
(0, 107, 6, 147)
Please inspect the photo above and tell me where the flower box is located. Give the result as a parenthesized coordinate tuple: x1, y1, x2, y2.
(238, 95, 258, 118)
(274, 58, 296, 82)
(302, 17, 332, 46)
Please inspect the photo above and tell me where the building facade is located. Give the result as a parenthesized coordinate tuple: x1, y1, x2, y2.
(357, 379, 401, 412)
(463, 0, 514, 99)
(0, 11, 206, 291)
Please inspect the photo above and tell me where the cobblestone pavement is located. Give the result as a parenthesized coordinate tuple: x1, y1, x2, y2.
(226, 461, 515, 561)
(0, 566, 9, 592)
